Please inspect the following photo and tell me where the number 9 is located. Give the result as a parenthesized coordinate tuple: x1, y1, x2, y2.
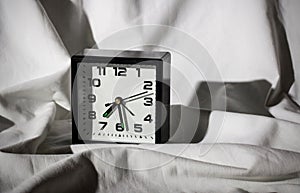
(88, 94, 96, 103)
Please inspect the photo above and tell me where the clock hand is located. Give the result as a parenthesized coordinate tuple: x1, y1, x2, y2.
(121, 102, 135, 116)
(124, 92, 154, 103)
(103, 103, 117, 118)
(105, 91, 148, 107)
(105, 103, 113, 107)
(121, 105, 129, 131)
(123, 91, 148, 101)
(117, 104, 125, 129)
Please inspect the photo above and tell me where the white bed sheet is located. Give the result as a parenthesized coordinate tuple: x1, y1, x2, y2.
(0, 0, 300, 192)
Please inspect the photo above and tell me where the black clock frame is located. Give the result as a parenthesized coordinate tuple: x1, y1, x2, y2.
(71, 49, 170, 144)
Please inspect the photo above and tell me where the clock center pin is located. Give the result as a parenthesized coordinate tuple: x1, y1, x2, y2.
(115, 97, 122, 105)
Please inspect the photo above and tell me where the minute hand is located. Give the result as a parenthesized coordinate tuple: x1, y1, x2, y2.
(124, 92, 154, 103)
(105, 91, 149, 107)
(123, 91, 148, 101)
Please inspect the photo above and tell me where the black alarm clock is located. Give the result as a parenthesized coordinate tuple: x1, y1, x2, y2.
(71, 49, 170, 144)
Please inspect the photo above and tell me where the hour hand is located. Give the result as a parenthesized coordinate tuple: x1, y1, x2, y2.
(103, 103, 117, 118)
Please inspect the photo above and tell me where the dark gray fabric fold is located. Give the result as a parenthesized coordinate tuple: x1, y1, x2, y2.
(266, 0, 295, 106)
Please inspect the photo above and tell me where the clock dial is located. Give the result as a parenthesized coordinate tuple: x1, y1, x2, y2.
(78, 63, 157, 143)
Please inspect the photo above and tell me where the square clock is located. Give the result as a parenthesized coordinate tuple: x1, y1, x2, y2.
(71, 49, 170, 144)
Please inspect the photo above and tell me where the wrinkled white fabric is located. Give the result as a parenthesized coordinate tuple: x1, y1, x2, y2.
(0, 0, 300, 193)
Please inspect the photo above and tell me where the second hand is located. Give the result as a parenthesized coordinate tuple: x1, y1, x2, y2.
(124, 92, 154, 103)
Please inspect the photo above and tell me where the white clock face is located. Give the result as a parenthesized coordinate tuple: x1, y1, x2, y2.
(77, 63, 157, 144)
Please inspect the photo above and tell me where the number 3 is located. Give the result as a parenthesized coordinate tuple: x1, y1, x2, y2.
(144, 97, 153, 106)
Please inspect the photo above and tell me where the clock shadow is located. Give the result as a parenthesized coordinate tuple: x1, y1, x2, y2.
(169, 105, 210, 143)
(169, 79, 273, 143)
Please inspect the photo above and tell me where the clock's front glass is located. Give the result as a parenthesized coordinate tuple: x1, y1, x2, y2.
(76, 63, 156, 143)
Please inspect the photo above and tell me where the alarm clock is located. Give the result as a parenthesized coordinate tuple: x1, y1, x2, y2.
(71, 49, 170, 144)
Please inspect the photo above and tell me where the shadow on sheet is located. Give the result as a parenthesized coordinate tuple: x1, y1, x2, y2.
(170, 79, 272, 143)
